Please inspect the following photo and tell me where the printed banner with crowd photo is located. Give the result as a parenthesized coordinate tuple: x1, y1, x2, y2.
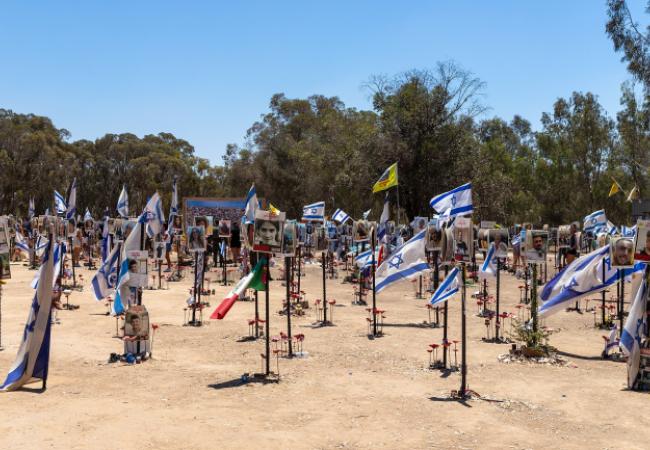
(182, 197, 265, 236)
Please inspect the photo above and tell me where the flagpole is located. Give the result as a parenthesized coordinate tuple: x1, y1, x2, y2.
(285, 256, 293, 357)
(433, 252, 440, 326)
(396, 184, 401, 227)
(495, 258, 501, 342)
(442, 264, 449, 369)
(321, 251, 328, 325)
(265, 256, 271, 376)
(372, 227, 377, 336)
(459, 263, 467, 397)
(531, 263, 538, 345)
(601, 261, 606, 326)
(619, 269, 624, 339)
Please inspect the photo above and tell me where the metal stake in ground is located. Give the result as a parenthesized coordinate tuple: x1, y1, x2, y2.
(265, 257, 271, 375)
(285, 256, 293, 357)
(321, 251, 328, 325)
(433, 252, 440, 325)
(372, 228, 377, 336)
(601, 260, 606, 325)
(495, 258, 501, 341)
(530, 263, 539, 344)
(442, 264, 449, 368)
(459, 263, 468, 397)
(619, 269, 625, 338)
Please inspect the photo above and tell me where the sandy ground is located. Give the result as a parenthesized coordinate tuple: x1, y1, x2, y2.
(0, 254, 649, 450)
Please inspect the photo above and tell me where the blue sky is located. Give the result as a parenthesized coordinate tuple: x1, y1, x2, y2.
(1, 1, 647, 164)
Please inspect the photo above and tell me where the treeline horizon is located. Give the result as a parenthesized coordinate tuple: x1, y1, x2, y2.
(2, 2, 650, 227)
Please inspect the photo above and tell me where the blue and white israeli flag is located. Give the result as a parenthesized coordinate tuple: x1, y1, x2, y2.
(144, 192, 165, 237)
(539, 245, 645, 317)
(621, 225, 635, 237)
(30, 242, 63, 289)
(479, 243, 497, 279)
(117, 185, 129, 218)
(429, 183, 473, 218)
(332, 208, 351, 224)
(377, 193, 390, 243)
(14, 231, 31, 257)
(92, 243, 120, 301)
(620, 275, 648, 388)
(1, 240, 55, 391)
(28, 198, 35, 219)
(101, 216, 111, 263)
(362, 209, 371, 220)
(606, 220, 618, 236)
(113, 218, 143, 315)
(375, 230, 429, 293)
(83, 208, 93, 222)
(583, 210, 607, 234)
(354, 247, 379, 270)
(302, 201, 325, 222)
(167, 177, 180, 235)
(430, 266, 461, 306)
(54, 190, 67, 214)
(65, 178, 77, 221)
(243, 184, 258, 224)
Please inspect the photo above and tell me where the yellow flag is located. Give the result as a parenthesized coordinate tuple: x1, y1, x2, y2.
(268, 203, 280, 215)
(608, 181, 620, 197)
(626, 185, 640, 202)
(372, 163, 398, 193)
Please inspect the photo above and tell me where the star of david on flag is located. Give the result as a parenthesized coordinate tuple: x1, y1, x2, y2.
(375, 230, 429, 293)
(429, 183, 473, 218)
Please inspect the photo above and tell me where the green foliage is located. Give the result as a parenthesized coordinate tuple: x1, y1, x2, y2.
(1, 49, 648, 225)
(510, 319, 554, 353)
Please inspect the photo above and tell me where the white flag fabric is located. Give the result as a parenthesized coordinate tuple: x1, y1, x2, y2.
(66, 178, 77, 221)
(92, 243, 120, 301)
(541, 246, 608, 303)
(479, 243, 497, 279)
(83, 208, 93, 222)
(430, 266, 461, 306)
(117, 185, 129, 218)
(375, 230, 429, 293)
(583, 209, 607, 234)
(144, 192, 165, 237)
(362, 209, 371, 220)
(377, 193, 389, 243)
(112, 220, 142, 315)
(54, 190, 66, 214)
(1, 239, 55, 391)
(620, 273, 648, 389)
(244, 184, 258, 224)
(14, 231, 31, 257)
(332, 208, 351, 224)
(621, 225, 637, 238)
(28, 198, 35, 219)
(429, 183, 473, 218)
(539, 246, 645, 317)
(302, 201, 325, 222)
(604, 325, 619, 357)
